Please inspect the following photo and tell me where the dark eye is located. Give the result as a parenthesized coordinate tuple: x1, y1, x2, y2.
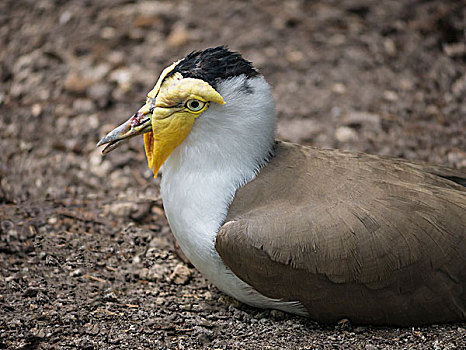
(186, 99, 205, 112)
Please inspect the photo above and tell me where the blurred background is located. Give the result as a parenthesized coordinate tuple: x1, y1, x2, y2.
(1, 0, 465, 204)
(0, 0, 465, 348)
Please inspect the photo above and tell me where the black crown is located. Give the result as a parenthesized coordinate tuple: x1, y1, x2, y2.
(168, 46, 259, 89)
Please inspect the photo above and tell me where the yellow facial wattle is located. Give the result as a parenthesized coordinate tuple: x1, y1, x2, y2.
(97, 61, 226, 176)
(144, 111, 196, 176)
(142, 71, 225, 177)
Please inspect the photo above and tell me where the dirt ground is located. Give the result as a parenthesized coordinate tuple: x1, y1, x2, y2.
(1, 0, 465, 348)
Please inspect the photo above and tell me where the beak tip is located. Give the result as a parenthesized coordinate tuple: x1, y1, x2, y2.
(100, 143, 113, 154)
(96, 111, 152, 152)
(96, 135, 110, 147)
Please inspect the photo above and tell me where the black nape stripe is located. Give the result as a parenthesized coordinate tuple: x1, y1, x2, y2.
(239, 79, 254, 94)
(168, 46, 259, 89)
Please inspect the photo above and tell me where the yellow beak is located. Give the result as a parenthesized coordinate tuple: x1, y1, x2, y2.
(97, 103, 197, 177)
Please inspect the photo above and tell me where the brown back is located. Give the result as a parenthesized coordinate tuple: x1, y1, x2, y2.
(216, 141, 466, 325)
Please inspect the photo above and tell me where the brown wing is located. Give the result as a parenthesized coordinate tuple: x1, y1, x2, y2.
(216, 141, 466, 326)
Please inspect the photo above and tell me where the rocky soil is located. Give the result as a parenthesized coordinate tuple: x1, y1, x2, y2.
(1, 0, 465, 348)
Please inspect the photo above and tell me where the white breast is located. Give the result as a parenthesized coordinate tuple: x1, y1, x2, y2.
(160, 76, 307, 315)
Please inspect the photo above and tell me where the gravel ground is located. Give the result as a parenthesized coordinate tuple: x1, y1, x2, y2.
(1, 0, 465, 348)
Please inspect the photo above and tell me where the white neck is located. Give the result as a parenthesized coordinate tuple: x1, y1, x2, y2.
(161, 75, 276, 293)
(160, 75, 307, 314)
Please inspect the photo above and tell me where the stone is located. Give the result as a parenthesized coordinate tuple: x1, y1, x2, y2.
(332, 83, 347, 94)
(335, 126, 358, 143)
(70, 269, 83, 277)
(88, 83, 112, 108)
(167, 23, 190, 48)
(109, 68, 133, 91)
(169, 263, 192, 285)
(139, 263, 168, 282)
(365, 345, 378, 350)
(108, 202, 137, 218)
(72, 98, 95, 114)
(342, 111, 381, 130)
(277, 118, 321, 144)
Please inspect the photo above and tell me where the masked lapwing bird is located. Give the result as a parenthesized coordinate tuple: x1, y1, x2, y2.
(98, 47, 466, 326)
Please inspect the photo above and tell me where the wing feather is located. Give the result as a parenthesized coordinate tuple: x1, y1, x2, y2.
(216, 141, 466, 325)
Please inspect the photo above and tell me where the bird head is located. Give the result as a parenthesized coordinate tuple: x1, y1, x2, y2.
(98, 47, 260, 176)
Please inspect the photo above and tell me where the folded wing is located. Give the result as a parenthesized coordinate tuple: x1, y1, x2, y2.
(216, 142, 466, 325)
